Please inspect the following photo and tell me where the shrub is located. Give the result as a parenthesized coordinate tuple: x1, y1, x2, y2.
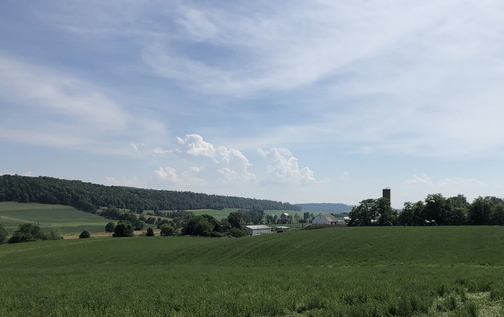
(105, 222, 116, 232)
(209, 231, 223, 238)
(160, 224, 174, 236)
(79, 230, 91, 239)
(228, 228, 246, 238)
(7, 223, 44, 244)
(146, 227, 155, 236)
(113, 221, 134, 237)
(47, 228, 63, 240)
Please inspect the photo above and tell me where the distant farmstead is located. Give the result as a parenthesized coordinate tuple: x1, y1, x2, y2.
(246, 225, 272, 236)
(312, 214, 338, 225)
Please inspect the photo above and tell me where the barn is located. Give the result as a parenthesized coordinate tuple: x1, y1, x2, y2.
(311, 213, 338, 225)
(246, 225, 272, 236)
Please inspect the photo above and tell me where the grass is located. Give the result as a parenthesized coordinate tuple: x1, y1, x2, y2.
(1, 226, 504, 316)
(0, 202, 109, 234)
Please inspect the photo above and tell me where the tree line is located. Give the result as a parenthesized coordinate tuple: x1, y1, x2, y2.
(348, 194, 504, 226)
(0, 175, 301, 213)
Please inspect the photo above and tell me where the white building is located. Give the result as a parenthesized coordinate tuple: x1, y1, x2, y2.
(246, 225, 272, 236)
(312, 214, 338, 225)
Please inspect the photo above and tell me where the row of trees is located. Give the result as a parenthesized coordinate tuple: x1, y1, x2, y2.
(182, 212, 247, 237)
(2, 223, 63, 244)
(0, 175, 301, 213)
(348, 194, 504, 226)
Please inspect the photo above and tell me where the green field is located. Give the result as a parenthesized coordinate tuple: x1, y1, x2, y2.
(1, 226, 504, 316)
(189, 208, 307, 220)
(0, 202, 109, 234)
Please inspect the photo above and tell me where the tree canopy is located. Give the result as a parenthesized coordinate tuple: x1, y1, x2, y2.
(0, 174, 300, 213)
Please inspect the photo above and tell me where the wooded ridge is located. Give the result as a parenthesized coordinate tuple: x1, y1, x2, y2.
(0, 175, 301, 213)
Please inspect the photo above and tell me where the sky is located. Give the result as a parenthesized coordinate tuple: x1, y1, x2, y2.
(1, 1, 504, 208)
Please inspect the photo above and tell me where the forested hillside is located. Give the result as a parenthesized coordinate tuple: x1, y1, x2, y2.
(0, 175, 300, 213)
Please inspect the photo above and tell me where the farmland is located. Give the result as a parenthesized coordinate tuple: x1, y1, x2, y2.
(0, 202, 109, 234)
(1, 226, 504, 316)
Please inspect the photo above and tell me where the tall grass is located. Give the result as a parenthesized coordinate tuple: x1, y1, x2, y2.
(1, 226, 503, 316)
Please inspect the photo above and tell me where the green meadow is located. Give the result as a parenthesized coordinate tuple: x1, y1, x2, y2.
(0, 202, 109, 234)
(1, 226, 504, 316)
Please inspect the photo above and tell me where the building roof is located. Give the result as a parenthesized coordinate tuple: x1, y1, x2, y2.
(318, 214, 338, 222)
(246, 225, 271, 230)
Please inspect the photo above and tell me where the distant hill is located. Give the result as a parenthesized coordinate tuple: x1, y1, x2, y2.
(0, 175, 301, 212)
(296, 203, 354, 213)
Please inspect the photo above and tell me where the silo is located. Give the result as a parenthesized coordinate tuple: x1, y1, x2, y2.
(382, 187, 391, 201)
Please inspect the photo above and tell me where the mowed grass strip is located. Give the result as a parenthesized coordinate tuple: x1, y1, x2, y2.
(0, 202, 109, 234)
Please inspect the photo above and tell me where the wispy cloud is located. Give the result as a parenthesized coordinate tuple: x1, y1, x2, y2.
(402, 174, 498, 202)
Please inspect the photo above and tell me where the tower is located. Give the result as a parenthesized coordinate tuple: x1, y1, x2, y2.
(382, 187, 391, 202)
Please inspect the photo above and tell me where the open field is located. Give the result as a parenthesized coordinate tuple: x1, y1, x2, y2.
(0, 202, 109, 234)
(1, 226, 504, 316)
(189, 208, 307, 220)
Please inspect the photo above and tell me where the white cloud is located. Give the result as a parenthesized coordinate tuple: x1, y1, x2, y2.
(404, 173, 433, 186)
(130, 142, 143, 154)
(153, 167, 181, 184)
(178, 134, 216, 158)
(403, 174, 494, 202)
(0, 54, 127, 129)
(176, 134, 255, 184)
(258, 148, 317, 185)
(105, 175, 139, 187)
(339, 171, 350, 181)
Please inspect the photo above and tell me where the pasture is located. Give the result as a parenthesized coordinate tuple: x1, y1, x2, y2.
(0, 202, 109, 234)
(1, 226, 504, 316)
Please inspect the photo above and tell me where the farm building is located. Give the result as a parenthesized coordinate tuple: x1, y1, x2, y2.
(280, 212, 289, 220)
(312, 213, 338, 225)
(275, 226, 289, 232)
(246, 225, 272, 236)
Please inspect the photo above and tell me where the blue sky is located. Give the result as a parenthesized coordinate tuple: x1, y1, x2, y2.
(1, 1, 504, 208)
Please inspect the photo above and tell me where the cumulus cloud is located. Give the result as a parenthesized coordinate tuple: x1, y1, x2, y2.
(258, 148, 316, 185)
(176, 134, 255, 184)
(153, 167, 181, 184)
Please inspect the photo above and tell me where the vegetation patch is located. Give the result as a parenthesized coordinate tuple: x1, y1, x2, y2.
(1, 226, 504, 316)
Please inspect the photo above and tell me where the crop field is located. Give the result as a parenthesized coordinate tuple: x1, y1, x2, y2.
(0, 202, 109, 234)
(1, 226, 504, 316)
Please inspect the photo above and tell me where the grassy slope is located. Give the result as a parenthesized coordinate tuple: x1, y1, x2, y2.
(1, 227, 504, 316)
(0, 202, 109, 234)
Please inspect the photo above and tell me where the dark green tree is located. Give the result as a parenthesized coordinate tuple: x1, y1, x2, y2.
(398, 201, 425, 226)
(227, 212, 245, 229)
(424, 194, 451, 225)
(160, 224, 174, 236)
(468, 197, 493, 225)
(105, 222, 116, 232)
(113, 221, 134, 237)
(376, 197, 397, 226)
(8, 223, 44, 243)
(183, 216, 214, 236)
(146, 227, 155, 236)
(348, 199, 376, 226)
(219, 218, 231, 232)
(79, 230, 91, 238)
